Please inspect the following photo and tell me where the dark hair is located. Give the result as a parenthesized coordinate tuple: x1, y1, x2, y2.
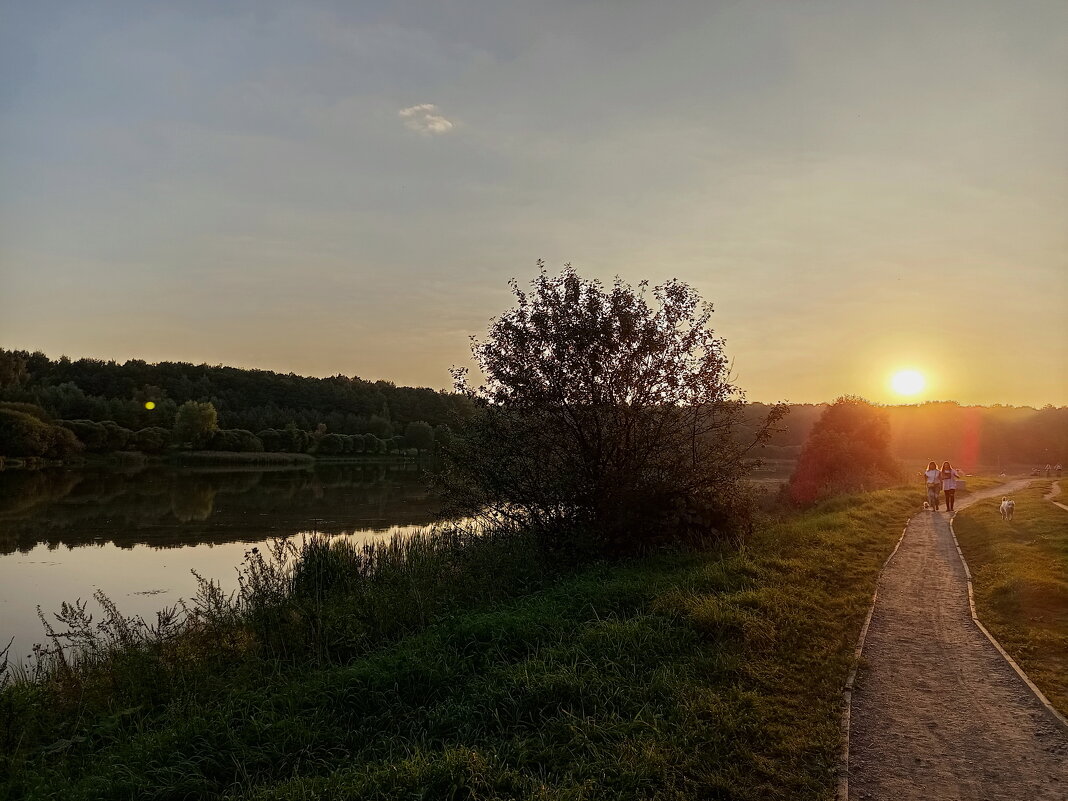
(927, 461, 937, 471)
(941, 461, 952, 471)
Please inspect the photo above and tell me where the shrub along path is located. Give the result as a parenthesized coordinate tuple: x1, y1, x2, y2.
(848, 481, 1068, 799)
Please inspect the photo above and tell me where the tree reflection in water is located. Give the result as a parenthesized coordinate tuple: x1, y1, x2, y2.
(0, 463, 439, 555)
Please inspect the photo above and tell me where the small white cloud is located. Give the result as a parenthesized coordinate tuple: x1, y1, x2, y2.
(399, 103, 454, 135)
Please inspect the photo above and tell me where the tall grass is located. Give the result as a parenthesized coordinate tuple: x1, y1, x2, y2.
(0, 522, 550, 786)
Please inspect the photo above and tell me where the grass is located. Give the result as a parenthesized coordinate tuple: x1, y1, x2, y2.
(0, 485, 929, 800)
(952, 480, 1068, 716)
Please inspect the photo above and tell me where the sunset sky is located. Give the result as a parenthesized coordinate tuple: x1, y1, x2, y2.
(1, 0, 1065, 406)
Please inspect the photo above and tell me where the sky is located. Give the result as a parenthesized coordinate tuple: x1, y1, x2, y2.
(1, 0, 1066, 406)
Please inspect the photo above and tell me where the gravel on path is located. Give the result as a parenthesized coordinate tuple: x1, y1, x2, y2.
(848, 481, 1068, 800)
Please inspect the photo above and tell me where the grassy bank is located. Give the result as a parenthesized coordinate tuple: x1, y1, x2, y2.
(1, 486, 928, 799)
(952, 480, 1068, 715)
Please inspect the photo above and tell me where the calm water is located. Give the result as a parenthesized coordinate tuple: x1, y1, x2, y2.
(0, 462, 439, 660)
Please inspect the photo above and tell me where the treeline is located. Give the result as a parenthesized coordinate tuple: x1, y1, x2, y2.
(1, 350, 1063, 467)
(0, 349, 472, 437)
(746, 401, 1066, 467)
(0, 400, 443, 460)
(884, 402, 1066, 467)
(0, 349, 468, 459)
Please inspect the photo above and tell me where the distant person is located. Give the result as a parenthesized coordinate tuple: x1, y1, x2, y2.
(1045, 464, 1052, 478)
(924, 461, 942, 510)
(1057, 463, 1063, 478)
(940, 461, 963, 512)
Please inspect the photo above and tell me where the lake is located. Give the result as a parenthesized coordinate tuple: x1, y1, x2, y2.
(0, 462, 439, 662)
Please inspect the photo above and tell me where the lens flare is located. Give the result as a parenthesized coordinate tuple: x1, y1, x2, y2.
(144, 401, 156, 410)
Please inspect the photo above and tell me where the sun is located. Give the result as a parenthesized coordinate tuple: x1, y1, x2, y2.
(891, 369, 925, 396)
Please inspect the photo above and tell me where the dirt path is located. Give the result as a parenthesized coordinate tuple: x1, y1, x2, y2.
(1046, 480, 1068, 513)
(848, 480, 1068, 800)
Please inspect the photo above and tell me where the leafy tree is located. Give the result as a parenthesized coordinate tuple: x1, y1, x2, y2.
(787, 395, 901, 506)
(364, 414, 393, 439)
(403, 421, 434, 452)
(173, 401, 219, 449)
(285, 425, 311, 454)
(0, 350, 27, 390)
(442, 265, 785, 556)
(433, 424, 452, 452)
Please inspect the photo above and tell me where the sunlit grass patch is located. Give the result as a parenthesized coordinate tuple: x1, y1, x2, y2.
(953, 480, 1068, 715)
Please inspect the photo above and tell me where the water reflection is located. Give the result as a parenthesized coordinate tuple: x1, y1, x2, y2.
(0, 463, 439, 555)
(0, 463, 439, 657)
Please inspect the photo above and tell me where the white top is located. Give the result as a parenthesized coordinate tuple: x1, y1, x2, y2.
(925, 469, 941, 485)
(941, 468, 963, 490)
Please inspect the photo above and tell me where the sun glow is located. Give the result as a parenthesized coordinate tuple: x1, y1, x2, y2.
(891, 369, 926, 396)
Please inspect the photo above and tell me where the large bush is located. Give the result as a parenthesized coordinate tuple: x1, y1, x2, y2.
(60, 420, 109, 452)
(787, 395, 901, 506)
(132, 426, 171, 454)
(441, 265, 784, 556)
(257, 427, 311, 453)
(208, 429, 264, 453)
(0, 409, 83, 458)
(257, 428, 286, 452)
(0, 401, 51, 422)
(313, 433, 347, 456)
(101, 420, 133, 451)
(57, 419, 134, 452)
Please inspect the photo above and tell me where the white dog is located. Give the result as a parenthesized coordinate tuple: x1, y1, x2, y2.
(999, 498, 1015, 521)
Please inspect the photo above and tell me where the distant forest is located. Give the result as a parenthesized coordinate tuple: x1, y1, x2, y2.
(0, 349, 472, 436)
(747, 401, 1066, 468)
(0, 349, 1064, 467)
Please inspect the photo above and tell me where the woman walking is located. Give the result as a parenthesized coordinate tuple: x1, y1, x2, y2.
(924, 461, 942, 510)
(940, 460, 963, 512)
